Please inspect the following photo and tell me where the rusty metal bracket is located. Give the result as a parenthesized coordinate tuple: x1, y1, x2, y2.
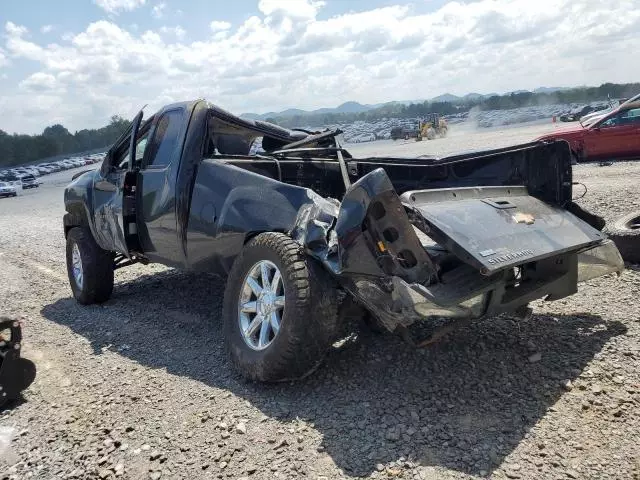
(397, 317, 473, 348)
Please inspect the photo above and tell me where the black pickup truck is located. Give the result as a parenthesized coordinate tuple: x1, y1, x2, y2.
(63, 100, 623, 381)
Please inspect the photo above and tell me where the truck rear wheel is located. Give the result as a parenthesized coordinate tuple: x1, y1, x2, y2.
(223, 232, 338, 382)
(65, 227, 114, 305)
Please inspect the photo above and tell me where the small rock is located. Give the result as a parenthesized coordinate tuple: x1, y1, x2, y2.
(221, 431, 230, 439)
(528, 352, 542, 363)
(385, 429, 400, 442)
(235, 423, 247, 434)
(612, 409, 623, 417)
(275, 438, 289, 449)
(149, 473, 161, 480)
(581, 401, 590, 410)
(592, 384, 603, 395)
(114, 463, 125, 476)
(566, 469, 580, 479)
(150, 451, 161, 461)
(219, 461, 228, 469)
(562, 380, 573, 391)
(375, 464, 385, 471)
(98, 469, 111, 479)
(141, 444, 151, 451)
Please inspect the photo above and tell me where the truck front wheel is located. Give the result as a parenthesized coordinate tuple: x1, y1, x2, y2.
(223, 232, 338, 382)
(65, 227, 114, 305)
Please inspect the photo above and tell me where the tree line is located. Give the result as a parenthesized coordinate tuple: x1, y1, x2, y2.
(267, 82, 640, 128)
(0, 116, 131, 168)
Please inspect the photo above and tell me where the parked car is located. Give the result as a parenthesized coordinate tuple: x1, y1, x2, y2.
(63, 100, 623, 382)
(560, 105, 595, 122)
(21, 174, 39, 189)
(390, 126, 418, 140)
(0, 181, 17, 197)
(0, 174, 22, 189)
(536, 99, 640, 162)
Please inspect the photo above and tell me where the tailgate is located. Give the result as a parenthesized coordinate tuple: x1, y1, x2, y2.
(400, 186, 607, 275)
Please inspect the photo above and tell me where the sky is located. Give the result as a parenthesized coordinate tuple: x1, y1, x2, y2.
(0, 0, 639, 134)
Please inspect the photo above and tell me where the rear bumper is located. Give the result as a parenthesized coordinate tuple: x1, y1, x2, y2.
(348, 240, 623, 331)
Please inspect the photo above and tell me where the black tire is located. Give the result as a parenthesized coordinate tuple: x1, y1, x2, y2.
(223, 232, 338, 382)
(65, 227, 114, 305)
(606, 211, 640, 264)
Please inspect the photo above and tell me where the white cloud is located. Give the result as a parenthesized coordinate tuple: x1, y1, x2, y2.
(5, 21, 28, 37)
(210, 21, 231, 32)
(258, 0, 324, 20)
(160, 25, 186, 40)
(19, 72, 58, 91)
(4, 22, 44, 61)
(152, 2, 166, 19)
(2, 0, 640, 133)
(0, 48, 8, 68)
(40, 25, 54, 34)
(94, 0, 146, 15)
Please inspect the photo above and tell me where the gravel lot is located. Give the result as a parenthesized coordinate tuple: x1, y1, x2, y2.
(1, 123, 639, 480)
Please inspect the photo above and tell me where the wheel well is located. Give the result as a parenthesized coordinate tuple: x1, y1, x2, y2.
(243, 229, 288, 245)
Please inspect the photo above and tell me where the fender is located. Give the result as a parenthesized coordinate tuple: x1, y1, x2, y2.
(63, 170, 100, 243)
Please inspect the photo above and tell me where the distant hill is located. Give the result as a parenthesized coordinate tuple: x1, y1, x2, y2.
(431, 93, 461, 102)
(242, 102, 374, 120)
(533, 86, 574, 94)
(240, 85, 592, 121)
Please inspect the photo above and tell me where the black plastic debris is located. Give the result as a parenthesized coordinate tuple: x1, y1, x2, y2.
(0, 318, 36, 408)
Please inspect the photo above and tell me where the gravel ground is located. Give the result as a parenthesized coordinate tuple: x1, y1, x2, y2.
(0, 126, 639, 480)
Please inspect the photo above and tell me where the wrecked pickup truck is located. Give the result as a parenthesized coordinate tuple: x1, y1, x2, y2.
(63, 100, 623, 381)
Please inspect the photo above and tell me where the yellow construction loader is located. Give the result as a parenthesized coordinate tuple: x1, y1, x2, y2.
(416, 113, 448, 141)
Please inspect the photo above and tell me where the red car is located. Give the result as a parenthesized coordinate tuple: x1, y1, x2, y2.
(536, 96, 640, 163)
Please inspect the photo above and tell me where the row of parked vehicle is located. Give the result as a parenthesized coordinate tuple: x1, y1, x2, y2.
(0, 153, 104, 198)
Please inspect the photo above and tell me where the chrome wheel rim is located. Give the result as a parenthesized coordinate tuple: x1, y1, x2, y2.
(238, 260, 285, 351)
(71, 243, 83, 289)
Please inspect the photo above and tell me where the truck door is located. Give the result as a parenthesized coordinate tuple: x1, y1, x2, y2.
(92, 111, 144, 258)
(135, 106, 189, 267)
